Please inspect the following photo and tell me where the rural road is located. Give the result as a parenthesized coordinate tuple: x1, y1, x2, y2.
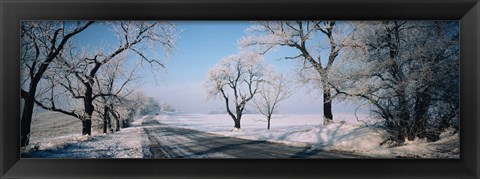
(141, 116, 358, 159)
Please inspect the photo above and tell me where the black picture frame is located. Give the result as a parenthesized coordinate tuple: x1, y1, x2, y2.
(1, 0, 479, 178)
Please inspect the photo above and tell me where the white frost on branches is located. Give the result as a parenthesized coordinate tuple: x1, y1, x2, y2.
(205, 50, 270, 129)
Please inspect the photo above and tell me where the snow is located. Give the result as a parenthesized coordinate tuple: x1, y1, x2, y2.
(23, 113, 149, 158)
(155, 113, 459, 158)
(23, 111, 459, 158)
(384, 128, 460, 158)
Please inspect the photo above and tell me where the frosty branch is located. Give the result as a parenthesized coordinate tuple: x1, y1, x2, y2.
(205, 51, 268, 129)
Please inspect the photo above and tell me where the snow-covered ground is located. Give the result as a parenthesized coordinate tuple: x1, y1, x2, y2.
(22, 112, 149, 158)
(156, 113, 459, 158)
(22, 111, 459, 158)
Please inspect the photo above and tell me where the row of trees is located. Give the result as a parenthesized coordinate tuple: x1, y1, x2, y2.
(206, 21, 459, 144)
(138, 98, 177, 115)
(332, 21, 459, 143)
(20, 21, 179, 147)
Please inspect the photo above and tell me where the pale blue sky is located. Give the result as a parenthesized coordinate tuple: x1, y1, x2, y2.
(72, 21, 365, 114)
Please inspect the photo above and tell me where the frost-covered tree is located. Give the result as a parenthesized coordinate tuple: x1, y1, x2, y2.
(253, 73, 292, 129)
(93, 56, 140, 133)
(239, 21, 351, 125)
(205, 51, 268, 129)
(160, 103, 176, 113)
(20, 21, 94, 146)
(117, 91, 148, 128)
(331, 21, 459, 143)
(140, 97, 161, 115)
(34, 21, 179, 135)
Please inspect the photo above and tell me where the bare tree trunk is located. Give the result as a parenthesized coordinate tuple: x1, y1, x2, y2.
(82, 119, 92, 135)
(21, 91, 36, 147)
(396, 88, 410, 141)
(234, 119, 241, 129)
(115, 118, 120, 131)
(267, 114, 271, 130)
(21, 58, 51, 146)
(83, 87, 94, 135)
(107, 113, 112, 133)
(82, 89, 94, 136)
(412, 90, 431, 139)
(234, 107, 242, 129)
(323, 87, 333, 125)
(103, 106, 109, 134)
(107, 103, 120, 131)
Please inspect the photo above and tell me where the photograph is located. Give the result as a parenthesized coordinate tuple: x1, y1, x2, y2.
(20, 20, 460, 159)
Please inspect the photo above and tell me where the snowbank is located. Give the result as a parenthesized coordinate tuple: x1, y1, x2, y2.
(156, 113, 459, 158)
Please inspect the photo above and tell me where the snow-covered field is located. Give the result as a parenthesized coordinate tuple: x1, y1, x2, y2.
(156, 113, 459, 158)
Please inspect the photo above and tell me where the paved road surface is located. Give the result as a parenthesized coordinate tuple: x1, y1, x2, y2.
(141, 116, 360, 159)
